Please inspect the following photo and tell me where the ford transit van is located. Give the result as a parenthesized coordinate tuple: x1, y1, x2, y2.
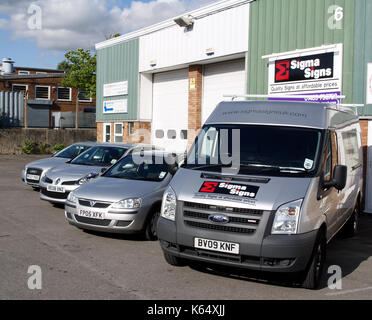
(157, 100, 363, 289)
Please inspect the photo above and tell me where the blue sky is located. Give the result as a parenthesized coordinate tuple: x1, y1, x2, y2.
(0, 0, 216, 69)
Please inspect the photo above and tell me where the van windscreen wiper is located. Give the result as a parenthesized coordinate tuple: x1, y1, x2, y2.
(239, 163, 306, 173)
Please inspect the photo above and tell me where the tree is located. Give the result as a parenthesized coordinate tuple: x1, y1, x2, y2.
(59, 48, 96, 129)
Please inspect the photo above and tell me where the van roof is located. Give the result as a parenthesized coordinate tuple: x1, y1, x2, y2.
(205, 100, 358, 130)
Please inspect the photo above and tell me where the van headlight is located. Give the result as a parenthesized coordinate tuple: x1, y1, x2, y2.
(161, 186, 177, 221)
(67, 192, 78, 204)
(111, 198, 142, 209)
(272, 199, 303, 234)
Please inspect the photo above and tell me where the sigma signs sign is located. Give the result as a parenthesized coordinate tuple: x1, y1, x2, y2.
(103, 99, 128, 114)
(266, 44, 343, 103)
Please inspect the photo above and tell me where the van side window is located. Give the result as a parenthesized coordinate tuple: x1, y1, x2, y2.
(342, 130, 360, 170)
(323, 134, 332, 182)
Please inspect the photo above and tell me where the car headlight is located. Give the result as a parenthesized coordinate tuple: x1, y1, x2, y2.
(67, 192, 78, 204)
(272, 199, 303, 235)
(77, 173, 98, 185)
(110, 198, 142, 209)
(161, 186, 177, 221)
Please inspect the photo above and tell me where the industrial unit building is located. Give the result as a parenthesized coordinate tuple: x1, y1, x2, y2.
(95, 0, 372, 209)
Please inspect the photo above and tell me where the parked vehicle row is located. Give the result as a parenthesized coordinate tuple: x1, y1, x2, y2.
(22, 100, 363, 290)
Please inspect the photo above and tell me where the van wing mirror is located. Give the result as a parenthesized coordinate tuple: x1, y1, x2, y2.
(322, 165, 347, 191)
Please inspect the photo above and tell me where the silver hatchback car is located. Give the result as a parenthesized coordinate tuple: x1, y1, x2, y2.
(65, 151, 178, 240)
(40, 143, 155, 204)
(22, 142, 96, 188)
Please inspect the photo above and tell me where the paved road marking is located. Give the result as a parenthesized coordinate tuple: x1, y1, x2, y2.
(326, 286, 372, 296)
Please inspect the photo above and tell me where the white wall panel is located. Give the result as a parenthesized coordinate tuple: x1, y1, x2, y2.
(202, 59, 246, 123)
(139, 4, 249, 72)
(152, 68, 189, 153)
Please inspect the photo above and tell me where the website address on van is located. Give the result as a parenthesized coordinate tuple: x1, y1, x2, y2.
(222, 109, 308, 118)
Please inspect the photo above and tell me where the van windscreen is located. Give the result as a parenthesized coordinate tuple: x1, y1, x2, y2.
(185, 124, 322, 176)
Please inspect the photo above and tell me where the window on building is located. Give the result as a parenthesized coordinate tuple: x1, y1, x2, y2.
(35, 86, 50, 100)
(114, 123, 123, 142)
(36, 72, 47, 75)
(167, 130, 177, 139)
(78, 91, 92, 102)
(129, 122, 135, 136)
(180, 130, 188, 140)
(12, 84, 28, 95)
(18, 70, 30, 75)
(104, 123, 111, 142)
(57, 87, 72, 101)
(155, 130, 164, 139)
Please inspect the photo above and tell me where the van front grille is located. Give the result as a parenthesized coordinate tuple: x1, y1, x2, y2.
(185, 220, 255, 234)
(182, 201, 262, 235)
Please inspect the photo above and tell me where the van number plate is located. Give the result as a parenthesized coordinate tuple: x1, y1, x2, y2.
(194, 237, 239, 255)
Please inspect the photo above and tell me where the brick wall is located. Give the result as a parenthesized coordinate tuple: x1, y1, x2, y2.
(96, 121, 151, 144)
(188, 65, 203, 150)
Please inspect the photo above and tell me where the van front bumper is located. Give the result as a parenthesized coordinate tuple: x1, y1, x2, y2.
(158, 217, 317, 273)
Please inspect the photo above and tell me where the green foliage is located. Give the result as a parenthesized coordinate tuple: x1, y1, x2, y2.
(57, 60, 71, 72)
(22, 139, 35, 155)
(52, 143, 65, 153)
(39, 142, 50, 154)
(59, 48, 96, 99)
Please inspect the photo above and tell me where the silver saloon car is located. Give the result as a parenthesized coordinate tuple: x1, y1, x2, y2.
(22, 142, 96, 188)
(40, 143, 150, 204)
(65, 151, 177, 240)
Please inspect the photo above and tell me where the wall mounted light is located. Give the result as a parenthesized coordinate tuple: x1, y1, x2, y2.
(174, 16, 194, 27)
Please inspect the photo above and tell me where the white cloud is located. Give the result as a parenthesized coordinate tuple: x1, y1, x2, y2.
(0, 0, 217, 51)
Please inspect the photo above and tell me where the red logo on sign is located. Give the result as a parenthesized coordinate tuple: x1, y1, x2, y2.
(200, 182, 219, 193)
(275, 60, 290, 81)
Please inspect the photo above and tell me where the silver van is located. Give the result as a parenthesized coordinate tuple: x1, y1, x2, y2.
(158, 100, 363, 289)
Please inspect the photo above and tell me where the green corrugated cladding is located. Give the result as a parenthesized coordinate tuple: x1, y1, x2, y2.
(96, 39, 139, 122)
(353, 0, 372, 116)
(247, 0, 356, 105)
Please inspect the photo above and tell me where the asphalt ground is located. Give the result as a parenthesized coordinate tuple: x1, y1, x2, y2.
(1, 154, 372, 300)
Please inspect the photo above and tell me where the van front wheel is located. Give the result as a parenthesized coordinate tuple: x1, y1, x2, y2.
(302, 232, 326, 290)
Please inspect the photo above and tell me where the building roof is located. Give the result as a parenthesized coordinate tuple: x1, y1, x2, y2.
(0, 73, 65, 80)
(95, 0, 253, 50)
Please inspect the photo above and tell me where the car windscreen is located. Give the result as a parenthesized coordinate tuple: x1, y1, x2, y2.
(103, 154, 169, 182)
(185, 124, 322, 176)
(54, 144, 92, 159)
(71, 146, 127, 167)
